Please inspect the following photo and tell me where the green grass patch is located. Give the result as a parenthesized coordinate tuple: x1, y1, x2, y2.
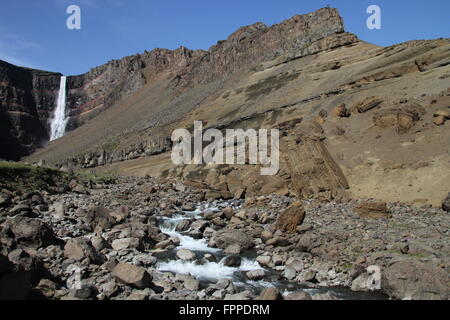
(0, 161, 72, 192)
(100, 136, 120, 152)
(77, 170, 118, 185)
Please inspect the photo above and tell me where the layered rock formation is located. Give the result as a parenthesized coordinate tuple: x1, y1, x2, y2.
(1, 7, 355, 161)
(0, 61, 61, 160)
(13, 7, 450, 207)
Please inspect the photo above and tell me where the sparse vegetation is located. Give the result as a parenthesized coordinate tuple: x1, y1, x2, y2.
(77, 170, 118, 185)
(0, 161, 72, 192)
(100, 136, 120, 152)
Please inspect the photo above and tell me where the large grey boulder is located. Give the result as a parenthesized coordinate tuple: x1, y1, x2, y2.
(112, 263, 153, 289)
(64, 238, 104, 265)
(382, 260, 450, 300)
(211, 229, 254, 250)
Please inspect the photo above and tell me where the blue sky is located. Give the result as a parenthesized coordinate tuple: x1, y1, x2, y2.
(0, 0, 449, 75)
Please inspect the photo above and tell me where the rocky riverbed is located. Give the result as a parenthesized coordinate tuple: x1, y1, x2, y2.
(1, 174, 449, 300)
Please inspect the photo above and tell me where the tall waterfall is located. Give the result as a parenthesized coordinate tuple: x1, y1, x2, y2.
(50, 76, 68, 141)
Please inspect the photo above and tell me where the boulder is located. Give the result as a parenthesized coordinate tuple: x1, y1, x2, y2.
(382, 260, 450, 300)
(223, 255, 242, 267)
(84, 206, 116, 232)
(224, 290, 253, 300)
(224, 244, 242, 255)
(246, 270, 265, 281)
(275, 202, 306, 234)
(212, 229, 254, 250)
(183, 278, 200, 291)
(8, 249, 44, 285)
(6, 217, 57, 248)
(64, 238, 104, 264)
(353, 201, 391, 219)
(283, 126, 349, 199)
(256, 256, 271, 267)
(176, 249, 196, 261)
(112, 263, 153, 289)
(285, 291, 313, 300)
(111, 238, 142, 251)
(312, 293, 339, 300)
(222, 207, 235, 220)
(260, 231, 273, 243)
(134, 255, 157, 269)
(257, 288, 282, 300)
(109, 206, 130, 223)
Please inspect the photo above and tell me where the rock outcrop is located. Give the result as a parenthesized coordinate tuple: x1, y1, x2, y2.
(0, 61, 61, 160)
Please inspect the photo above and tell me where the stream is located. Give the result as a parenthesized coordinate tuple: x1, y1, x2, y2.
(154, 201, 388, 300)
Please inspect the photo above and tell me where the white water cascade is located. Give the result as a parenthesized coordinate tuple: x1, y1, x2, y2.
(50, 76, 68, 141)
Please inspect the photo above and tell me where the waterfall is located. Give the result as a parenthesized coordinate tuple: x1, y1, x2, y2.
(50, 76, 68, 141)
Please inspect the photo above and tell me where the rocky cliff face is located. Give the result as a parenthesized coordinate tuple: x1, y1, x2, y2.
(1, 7, 355, 161)
(0, 61, 61, 160)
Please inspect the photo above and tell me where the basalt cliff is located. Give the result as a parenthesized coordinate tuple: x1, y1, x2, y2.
(1, 7, 450, 207)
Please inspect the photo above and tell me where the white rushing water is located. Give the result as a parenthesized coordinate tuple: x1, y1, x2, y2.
(156, 205, 265, 283)
(50, 76, 68, 141)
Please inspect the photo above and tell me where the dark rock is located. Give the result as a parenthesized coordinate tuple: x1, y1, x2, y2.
(222, 256, 241, 267)
(5, 217, 57, 248)
(8, 249, 44, 285)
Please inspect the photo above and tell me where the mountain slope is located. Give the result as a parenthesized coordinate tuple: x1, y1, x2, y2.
(21, 7, 450, 207)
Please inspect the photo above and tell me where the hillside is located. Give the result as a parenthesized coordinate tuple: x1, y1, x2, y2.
(19, 7, 449, 208)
